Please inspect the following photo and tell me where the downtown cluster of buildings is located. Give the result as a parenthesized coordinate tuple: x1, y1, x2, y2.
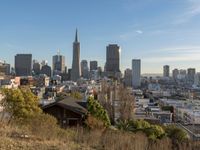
(1, 30, 200, 139)
(0, 30, 141, 89)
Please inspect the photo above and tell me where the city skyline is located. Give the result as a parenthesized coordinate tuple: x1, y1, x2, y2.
(1, 0, 200, 73)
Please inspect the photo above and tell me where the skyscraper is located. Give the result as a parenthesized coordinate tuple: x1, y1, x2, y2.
(81, 60, 89, 79)
(124, 68, 132, 87)
(187, 68, 196, 82)
(52, 51, 65, 75)
(172, 69, 179, 80)
(15, 54, 32, 76)
(90, 61, 98, 71)
(71, 29, 81, 81)
(132, 59, 141, 88)
(163, 65, 170, 77)
(41, 65, 52, 77)
(106, 44, 120, 78)
(33, 60, 41, 75)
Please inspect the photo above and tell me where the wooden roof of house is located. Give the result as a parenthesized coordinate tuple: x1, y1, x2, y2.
(42, 97, 87, 115)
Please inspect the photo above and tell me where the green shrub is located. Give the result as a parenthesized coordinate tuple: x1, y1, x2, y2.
(165, 125, 188, 142)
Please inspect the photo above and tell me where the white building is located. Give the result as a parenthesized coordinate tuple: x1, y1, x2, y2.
(132, 59, 141, 88)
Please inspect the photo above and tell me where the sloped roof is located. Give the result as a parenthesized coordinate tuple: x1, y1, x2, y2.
(43, 97, 87, 115)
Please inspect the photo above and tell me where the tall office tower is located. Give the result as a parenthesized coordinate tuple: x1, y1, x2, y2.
(132, 59, 141, 88)
(52, 51, 65, 75)
(0, 61, 10, 75)
(81, 60, 89, 79)
(90, 61, 98, 71)
(124, 68, 132, 87)
(15, 54, 32, 76)
(71, 29, 81, 81)
(187, 68, 196, 82)
(33, 60, 41, 75)
(163, 65, 170, 77)
(106, 44, 120, 77)
(194, 73, 200, 86)
(41, 65, 52, 77)
(172, 69, 179, 80)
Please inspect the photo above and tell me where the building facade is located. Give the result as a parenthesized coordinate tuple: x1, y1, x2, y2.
(132, 59, 141, 88)
(41, 65, 52, 77)
(81, 60, 89, 79)
(0, 61, 10, 75)
(52, 54, 65, 75)
(71, 29, 81, 81)
(106, 44, 120, 78)
(90, 61, 98, 71)
(163, 65, 170, 77)
(124, 68, 132, 87)
(33, 60, 41, 75)
(15, 54, 32, 76)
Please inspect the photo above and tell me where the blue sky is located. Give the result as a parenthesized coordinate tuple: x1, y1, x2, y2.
(1, 0, 200, 73)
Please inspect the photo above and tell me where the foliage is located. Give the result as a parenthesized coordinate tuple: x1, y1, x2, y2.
(161, 106, 174, 113)
(118, 85, 135, 121)
(116, 120, 165, 140)
(87, 96, 111, 127)
(144, 125, 165, 140)
(70, 91, 83, 99)
(56, 92, 69, 101)
(165, 125, 188, 142)
(1, 88, 41, 121)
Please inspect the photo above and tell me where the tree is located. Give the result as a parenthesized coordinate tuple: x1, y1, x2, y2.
(87, 96, 111, 127)
(118, 85, 135, 121)
(1, 88, 41, 122)
(70, 91, 83, 99)
(98, 80, 115, 124)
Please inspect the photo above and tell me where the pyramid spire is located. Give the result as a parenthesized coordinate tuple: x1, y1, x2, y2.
(75, 28, 78, 42)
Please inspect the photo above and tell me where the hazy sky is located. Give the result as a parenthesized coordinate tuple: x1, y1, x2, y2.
(1, 0, 200, 73)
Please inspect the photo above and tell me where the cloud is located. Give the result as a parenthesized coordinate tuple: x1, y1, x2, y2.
(142, 46, 200, 63)
(135, 30, 143, 34)
(119, 29, 143, 40)
(173, 0, 200, 24)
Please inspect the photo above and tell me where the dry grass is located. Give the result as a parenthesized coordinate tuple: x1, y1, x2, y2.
(1, 120, 200, 150)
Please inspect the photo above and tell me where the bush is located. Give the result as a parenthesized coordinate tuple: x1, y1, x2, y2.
(165, 125, 188, 142)
(144, 125, 165, 140)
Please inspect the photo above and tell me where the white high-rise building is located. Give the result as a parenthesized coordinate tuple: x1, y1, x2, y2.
(132, 59, 141, 88)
